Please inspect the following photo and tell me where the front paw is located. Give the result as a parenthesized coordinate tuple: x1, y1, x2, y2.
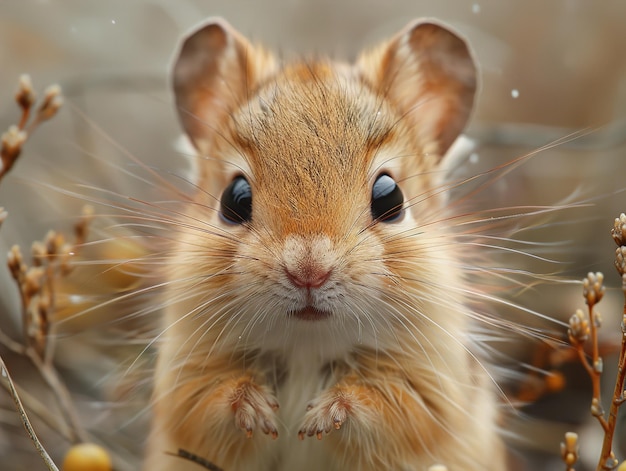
(298, 390, 354, 440)
(230, 379, 279, 439)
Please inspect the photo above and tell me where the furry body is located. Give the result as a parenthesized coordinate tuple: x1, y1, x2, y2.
(145, 18, 506, 471)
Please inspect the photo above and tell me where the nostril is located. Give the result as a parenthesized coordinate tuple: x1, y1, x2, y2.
(284, 267, 331, 289)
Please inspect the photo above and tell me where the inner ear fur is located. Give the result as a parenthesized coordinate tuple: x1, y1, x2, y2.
(172, 18, 276, 150)
(357, 19, 477, 158)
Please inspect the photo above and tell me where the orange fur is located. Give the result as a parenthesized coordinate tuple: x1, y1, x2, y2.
(145, 17, 505, 471)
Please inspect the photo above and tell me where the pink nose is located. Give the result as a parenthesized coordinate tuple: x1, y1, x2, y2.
(285, 266, 331, 289)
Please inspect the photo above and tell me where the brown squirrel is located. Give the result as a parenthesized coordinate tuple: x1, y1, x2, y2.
(144, 17, 506, 471)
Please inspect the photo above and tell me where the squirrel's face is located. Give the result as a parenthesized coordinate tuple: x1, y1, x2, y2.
(177, 78, 403, 353)
(166, 18, 477, 352)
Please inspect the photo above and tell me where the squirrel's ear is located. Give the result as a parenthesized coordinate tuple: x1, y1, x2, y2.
(357, 20, 477, 158)
(172, 18, 276, 150)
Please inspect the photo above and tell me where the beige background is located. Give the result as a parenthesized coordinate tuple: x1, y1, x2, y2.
(0, 1, 625, 469)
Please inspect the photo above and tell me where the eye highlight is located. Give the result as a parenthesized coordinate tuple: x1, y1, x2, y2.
(220, 176, 252, 224)
(371, 173, 404, 222)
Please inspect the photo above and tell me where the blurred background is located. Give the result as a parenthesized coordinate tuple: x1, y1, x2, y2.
(0, 1, 625, 470)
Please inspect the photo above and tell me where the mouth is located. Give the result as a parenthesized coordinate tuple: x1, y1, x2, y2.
(290, 306, 332, 321)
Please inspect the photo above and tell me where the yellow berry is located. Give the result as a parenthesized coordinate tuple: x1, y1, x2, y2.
(617, 461, 626, 471)
(62, 443, 112, 471)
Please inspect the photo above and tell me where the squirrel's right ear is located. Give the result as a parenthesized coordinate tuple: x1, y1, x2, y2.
(172, 19, 276, 151)
(357, 20, 477, 159)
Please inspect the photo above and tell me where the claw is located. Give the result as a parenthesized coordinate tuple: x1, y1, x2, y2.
(298, 390, 354, 441)
(230, 380, 279, 439)
(261, 418, 279, 439)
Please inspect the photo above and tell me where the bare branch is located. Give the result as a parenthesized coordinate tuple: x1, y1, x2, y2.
(0, 354, 60, 471)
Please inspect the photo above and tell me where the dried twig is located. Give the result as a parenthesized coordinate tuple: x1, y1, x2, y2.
(168, 449, 225, 471)
(566, 213, 626, 471)
(0, 74, 62, 183)
(4, 221, 91, 445)
(598, 214, 626, 469)
(569, 272, 608, 432)
(0, 75, 89, 468)
(8, 380, 74, 442)
(0, 354, 60, 471)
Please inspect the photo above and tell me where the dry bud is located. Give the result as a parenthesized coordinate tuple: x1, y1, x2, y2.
(593, 310, 603, 328)
(31, 240, 47, 267)
(7, 245, 26, 281)
(74, 205, 94, 245)
(593, 357, 604, 374)
(603, 453, 619, 470)
(45, 230, 63, 259)
(560, 431, 579, 467)
(568, 309, 590, 345)
(612, 213, 626, 247)
(1, 125, 28, 175)
(15, 74, 36, 110)
(1, 125, 28, 153)
(30, 294, 51, 355)
(616, 246, 626, 277)
(36, 84, 63, 121)
(23, 266, 45, 299)
(583, 272, 605, 306)
(591, 397, 605, 417)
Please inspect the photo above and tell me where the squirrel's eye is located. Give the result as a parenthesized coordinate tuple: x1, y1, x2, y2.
(220, 176, 252, 224)
(371, 173, 404, 222)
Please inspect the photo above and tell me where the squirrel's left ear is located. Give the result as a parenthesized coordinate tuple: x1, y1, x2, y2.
(172, 18, 277, 152)
(357, 20, 477, 158)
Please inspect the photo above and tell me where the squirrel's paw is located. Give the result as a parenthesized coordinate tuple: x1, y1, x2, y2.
(230, 380, 279, 439)
(297, 390, 356, 440)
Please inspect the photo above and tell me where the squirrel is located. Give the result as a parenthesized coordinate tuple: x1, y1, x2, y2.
(144, 17, 507, 471)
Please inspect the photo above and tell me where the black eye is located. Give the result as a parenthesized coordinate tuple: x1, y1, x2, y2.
(371, 173, 404, 222)
(220, 176, 252, 224)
